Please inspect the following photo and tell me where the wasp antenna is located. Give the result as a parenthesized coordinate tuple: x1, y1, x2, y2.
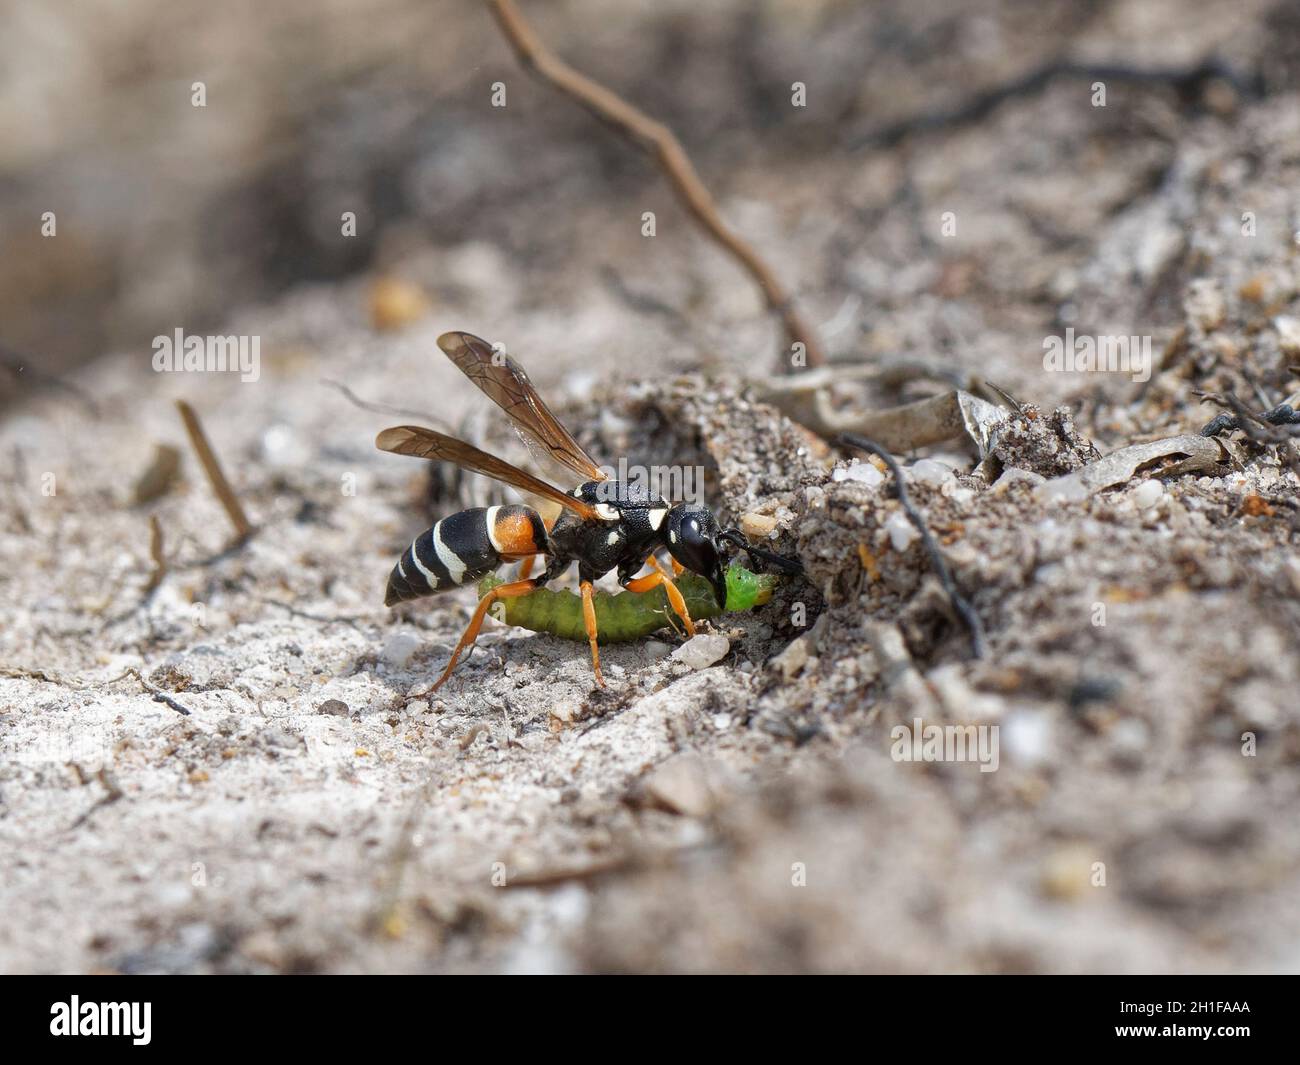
(719, 529, 803, 575)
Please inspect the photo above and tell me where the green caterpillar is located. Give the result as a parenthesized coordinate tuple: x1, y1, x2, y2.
(479, 564, 778, 644)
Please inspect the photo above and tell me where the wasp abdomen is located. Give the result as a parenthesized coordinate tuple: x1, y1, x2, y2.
(385, 504, 547, 606)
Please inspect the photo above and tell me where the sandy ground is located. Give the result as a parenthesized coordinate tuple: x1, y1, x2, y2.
(4, 0, 1300, 973)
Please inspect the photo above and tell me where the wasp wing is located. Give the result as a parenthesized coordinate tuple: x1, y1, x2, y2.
(437, 330, 607, 484)
(376, 426, 598, 520)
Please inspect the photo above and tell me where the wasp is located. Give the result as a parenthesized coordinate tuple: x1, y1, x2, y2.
(376, 331, 801, 691)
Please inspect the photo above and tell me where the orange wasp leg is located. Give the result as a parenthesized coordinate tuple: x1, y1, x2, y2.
(623, 556, 696, 637)
(580, 580, 606, 687)
(429, 578, 540, 692)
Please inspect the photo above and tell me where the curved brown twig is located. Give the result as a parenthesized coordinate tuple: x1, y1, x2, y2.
(486, 0, 825, 372)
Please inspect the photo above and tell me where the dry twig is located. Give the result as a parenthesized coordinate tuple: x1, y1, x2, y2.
(322, 379, 444, 429)
(124, 667, 194, 717)
(176, 400, 254, 543)
(0, 666, 78, 685)
(67, 768, 125, 832)
(143, 514, 167, 597)
(485, 0, 825, 371)
(499, 854, 634, 889)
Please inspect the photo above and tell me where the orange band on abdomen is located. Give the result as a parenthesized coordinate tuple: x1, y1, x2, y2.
(492, 510, 540, 558)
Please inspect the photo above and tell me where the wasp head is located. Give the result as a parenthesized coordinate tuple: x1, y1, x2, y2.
(664, 504, 727, 610)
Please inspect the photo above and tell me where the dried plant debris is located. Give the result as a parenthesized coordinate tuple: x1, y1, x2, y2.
(131, 444, 182, 506)
(175, 400, 254, 544)
(753, 363, 1011, 453)
(1036, 435, 1227, 502)
(987, 406, 1102, 479)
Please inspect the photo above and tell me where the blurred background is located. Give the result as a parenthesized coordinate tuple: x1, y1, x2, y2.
(4, 0, 1295, 399)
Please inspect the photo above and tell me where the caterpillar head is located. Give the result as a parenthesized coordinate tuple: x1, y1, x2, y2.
(664, 504, 727, 609)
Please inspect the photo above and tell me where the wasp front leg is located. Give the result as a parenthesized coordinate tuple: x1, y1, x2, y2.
(619, 556, 696, 637)
(579, 580, 606, 688)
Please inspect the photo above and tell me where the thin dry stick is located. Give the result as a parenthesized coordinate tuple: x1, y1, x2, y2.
(67, 768, 125, 832)
(125, 667, 195, 716)
(499, 854, 634, 889)
(486, 0, 825, 371)
(176, 400, 253, 543)
(839, 433, 988, 659)
(143, 514, 167, 596)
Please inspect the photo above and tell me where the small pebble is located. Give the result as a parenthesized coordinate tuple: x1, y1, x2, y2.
(644, 754, 713, 817)
(1275, 315, 1300, 356)
(909, 459, 953, 486)
(770, 634, 811, 679)
(884, 510, 918, 551)
(832, 460, 884, 487)
(1040, 845, 1098, 901)
(548, 705, 579, 732)
(1110, 718, 1149, 754)
(739, 512, 778, 539)
(1003, 710, 1052, 767)
(643, 640, 673, 662)
(382, 631, 421, 669)
(1184, 278, 1225, 332)
(671, 634, 730, 670)
(1131, 479, 1163, 510)
(260, 424, 311, 468)
(368, 276, 429, 331)
(992, 467, 1046, 495)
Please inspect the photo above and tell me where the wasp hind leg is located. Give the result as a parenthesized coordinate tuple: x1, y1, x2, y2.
(623, 556, 696, 637)
(427, 577, 541, 692)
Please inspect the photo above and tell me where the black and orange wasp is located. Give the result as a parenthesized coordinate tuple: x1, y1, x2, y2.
(376, 331, 800, 690)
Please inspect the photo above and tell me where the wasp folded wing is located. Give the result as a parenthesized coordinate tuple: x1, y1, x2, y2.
(375, 425, 598, 519)
(436, 330, 607, 483)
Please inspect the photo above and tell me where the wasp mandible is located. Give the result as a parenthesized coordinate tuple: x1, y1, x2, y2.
(376, 331, 801, 691)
